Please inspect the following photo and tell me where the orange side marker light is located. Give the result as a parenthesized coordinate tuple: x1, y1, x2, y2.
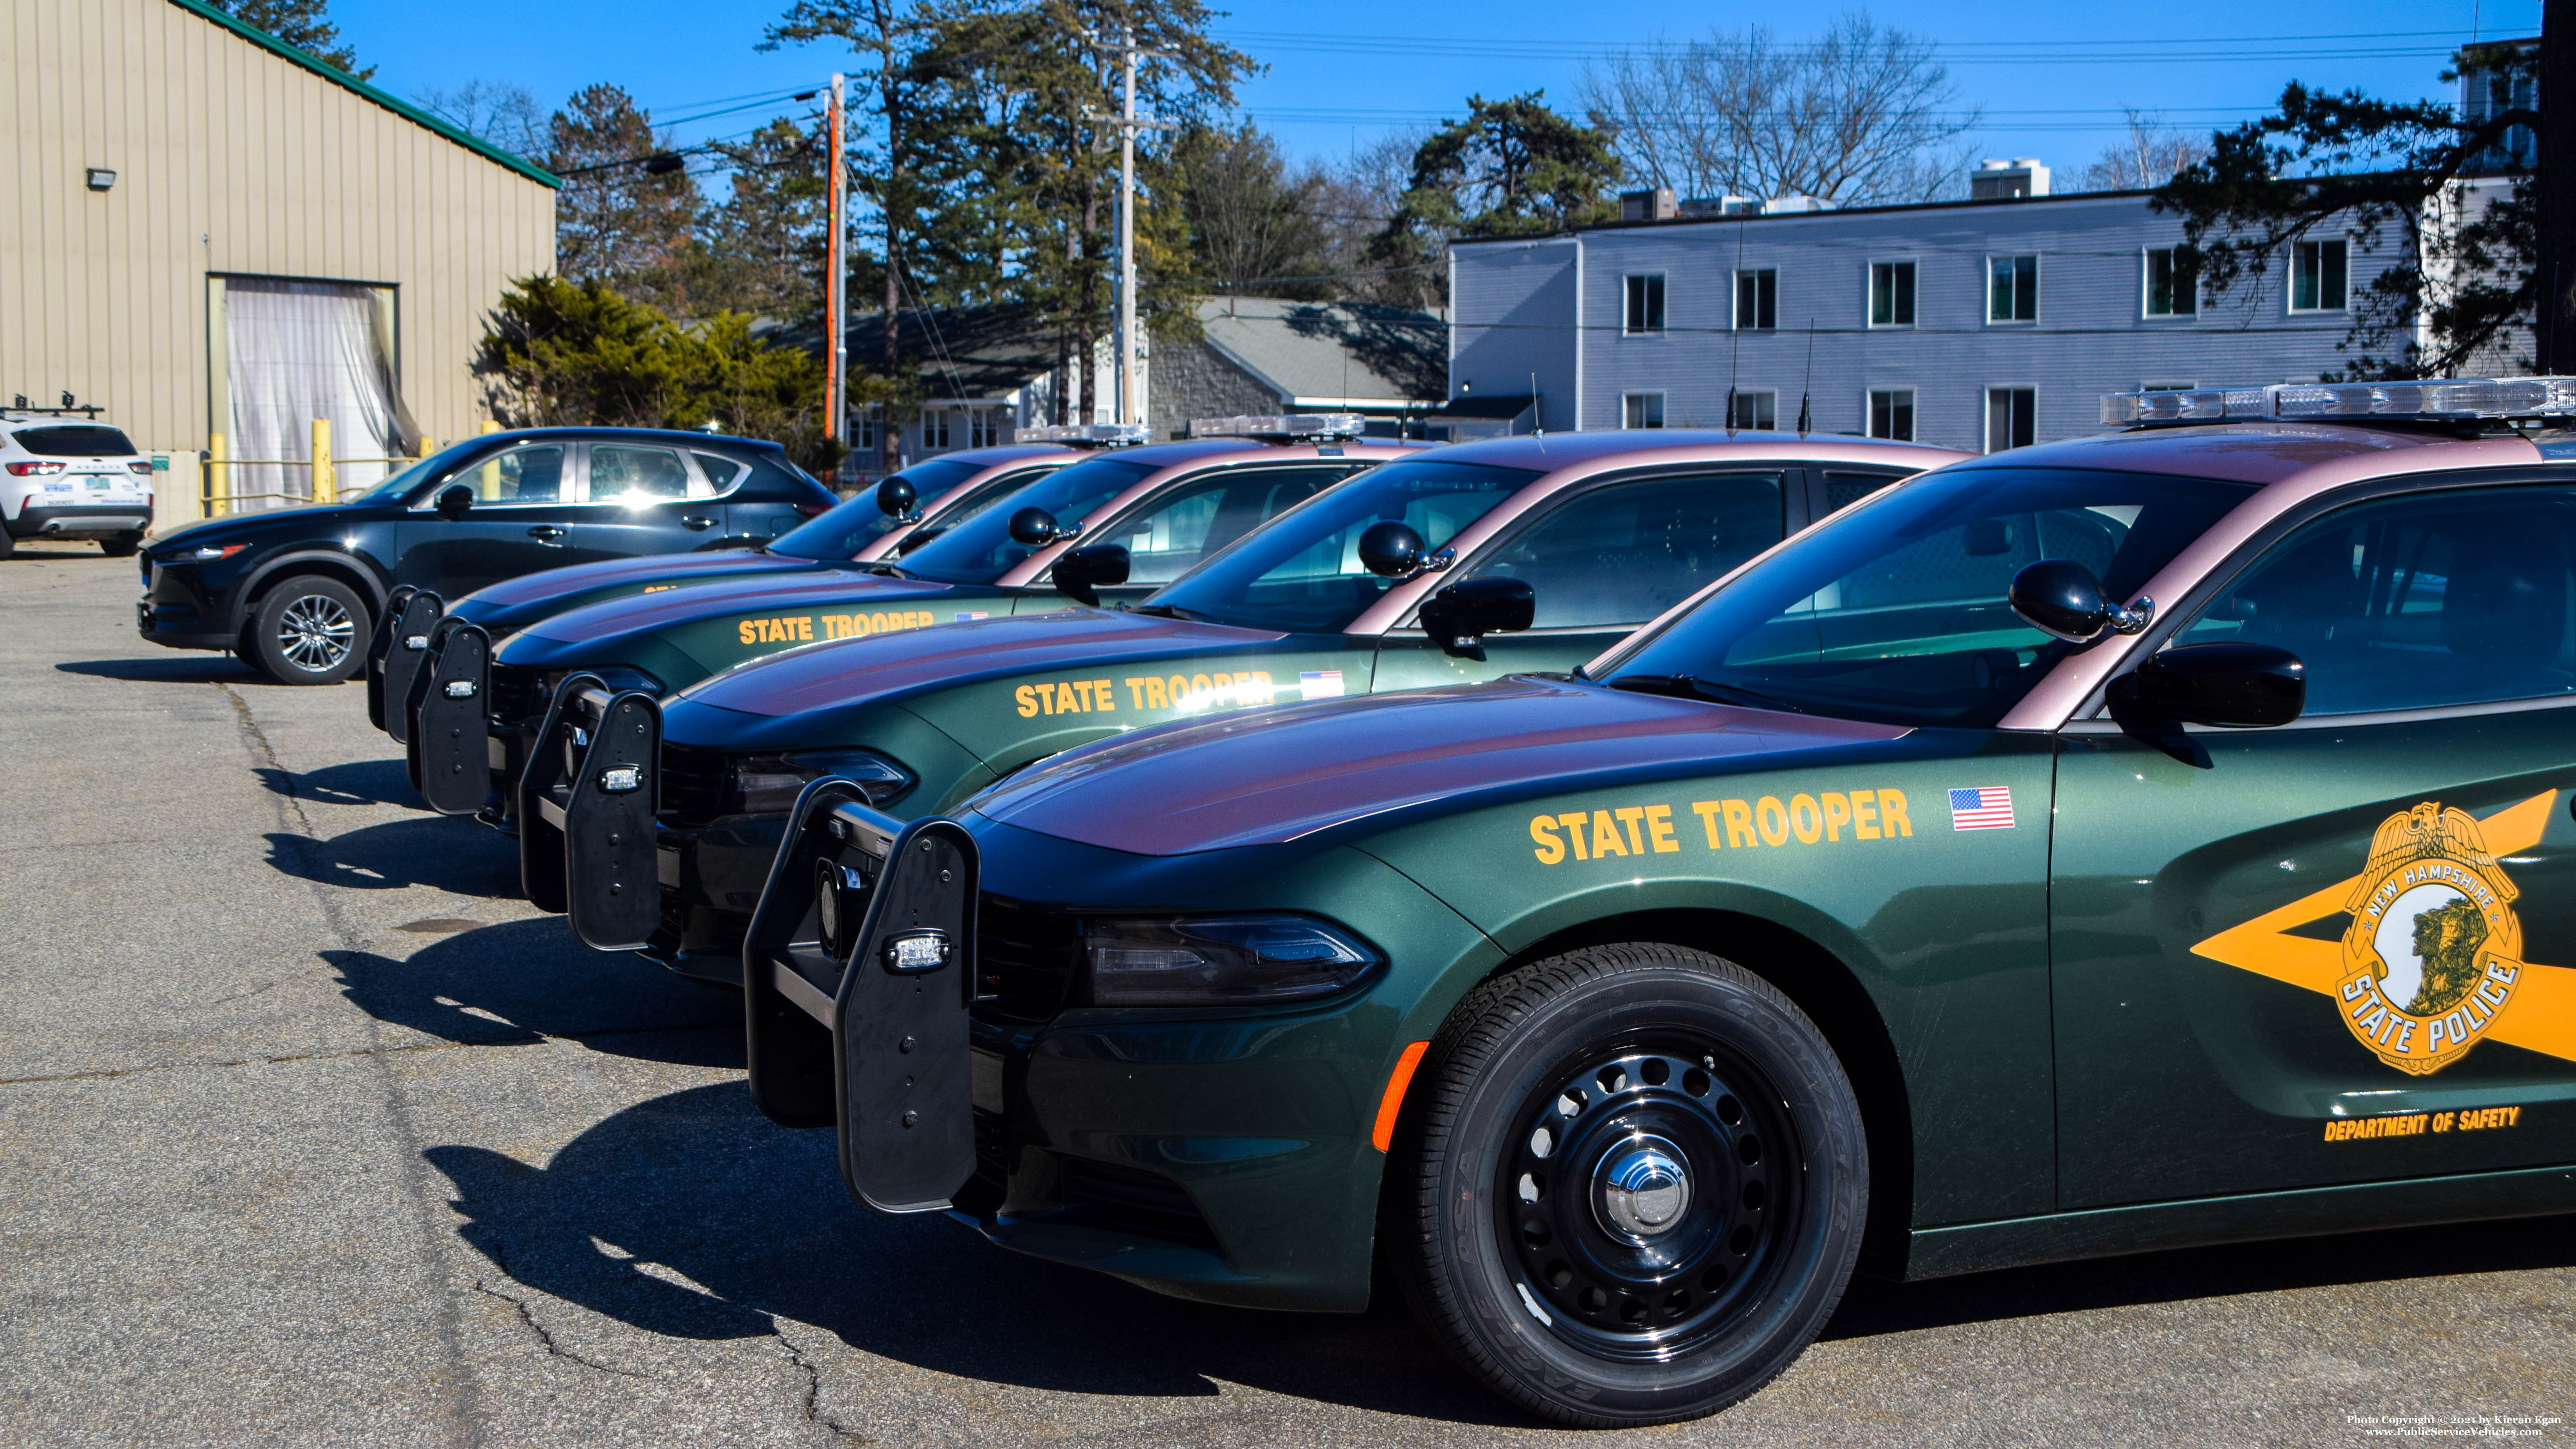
(1372, 1040, 1432, 1153)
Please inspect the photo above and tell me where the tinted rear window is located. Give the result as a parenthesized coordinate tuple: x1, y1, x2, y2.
(13, 425, 137, 457)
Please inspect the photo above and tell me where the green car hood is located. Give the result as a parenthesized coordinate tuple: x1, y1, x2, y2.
(967, 676, 1912, 856)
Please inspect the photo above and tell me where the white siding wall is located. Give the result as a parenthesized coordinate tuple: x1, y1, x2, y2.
(1448, 237, 1581, 432)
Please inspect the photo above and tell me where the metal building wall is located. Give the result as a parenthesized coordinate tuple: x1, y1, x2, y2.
(1447, 237, 1581, 432)
(0, 0, 556, 456)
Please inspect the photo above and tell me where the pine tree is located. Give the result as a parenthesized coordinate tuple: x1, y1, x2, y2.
(203, 0, 367, 77)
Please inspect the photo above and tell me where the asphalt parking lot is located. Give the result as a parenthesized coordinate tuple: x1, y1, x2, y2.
(3, 544, 2573, 1447)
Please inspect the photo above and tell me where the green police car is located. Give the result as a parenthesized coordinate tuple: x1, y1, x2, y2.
(538, 432, 1959, 969)
(738, 378, 2576, 1426)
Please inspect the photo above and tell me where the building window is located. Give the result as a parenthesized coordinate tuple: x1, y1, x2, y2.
(2141, 380, 2197, 392)
(1988, 255, 2039, 323)
(1869, 261, 1915, 327)
(2292, 239, 2348, 311)
(966, 409, 1001, 448)
(923, 410, 951, 449)
(1624, 274, 1666, 334)
(1985, 387, 2035, 453)
(1622, 392, 1665, 429)
(1868, 389, 1915, 441)
(854, 406, 878, 451)
(1728, 390, 1777, 431)
(1734, 269, 1776, 330)
(2144, 248, 2198, 317)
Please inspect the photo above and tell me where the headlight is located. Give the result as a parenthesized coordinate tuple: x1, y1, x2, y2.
(177, 543, 247, 562)
(723, 748, 913, 815)
(1081, 914, 1381, 1007)
(583, 665, 663, 695)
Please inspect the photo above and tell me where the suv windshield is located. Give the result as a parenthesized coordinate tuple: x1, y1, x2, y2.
(1593, 465, 2258, 729)
(1145, 459, 1544, 632)
(767, 458, 986, 561)
(898, 454, 1160, 584)
(12, 425, 138, 456)
(355, 440, 490, 503)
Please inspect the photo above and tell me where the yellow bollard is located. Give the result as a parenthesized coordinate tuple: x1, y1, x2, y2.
(206, 432, 228, 517)
(311, 417, 334, 504)
(480, 419, 501, 435)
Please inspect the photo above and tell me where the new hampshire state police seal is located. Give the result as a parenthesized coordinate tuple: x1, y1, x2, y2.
(2339, 802, 2526, 1075)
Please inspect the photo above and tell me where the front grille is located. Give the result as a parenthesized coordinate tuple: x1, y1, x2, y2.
(660, 743, 729, 827)
(486, 662, 544, 728)
(1056, 1157, 1221, 1252)
(976, 896, 1081, 1023)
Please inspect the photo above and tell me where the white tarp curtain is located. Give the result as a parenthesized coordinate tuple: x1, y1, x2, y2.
(223, 276, 412, 505)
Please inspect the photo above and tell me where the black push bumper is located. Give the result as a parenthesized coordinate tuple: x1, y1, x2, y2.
(519, 675, 663, 950)
(368, 588, 441, 738)
(741, 784, 978, 1215)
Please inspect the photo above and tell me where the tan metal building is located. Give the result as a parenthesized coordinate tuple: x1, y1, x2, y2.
(0, 0, 556, 516)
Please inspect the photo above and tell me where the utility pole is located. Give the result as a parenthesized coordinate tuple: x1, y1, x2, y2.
(1088, 27, 1170, 428)
(2537, 0, 2573, 371)
(826, 73, 849, 460)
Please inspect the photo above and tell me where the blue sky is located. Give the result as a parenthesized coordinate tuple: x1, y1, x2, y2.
(340, 0, 2540, 179)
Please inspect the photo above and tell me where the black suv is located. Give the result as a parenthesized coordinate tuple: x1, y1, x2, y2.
(139, 427, 834, 684)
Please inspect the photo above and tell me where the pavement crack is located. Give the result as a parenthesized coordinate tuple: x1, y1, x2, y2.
(472, 1280, 651, 1380)
(219, 681, 319, 837)
(772, 1324, 871, 1442)
(0, 1020, 723, 1088)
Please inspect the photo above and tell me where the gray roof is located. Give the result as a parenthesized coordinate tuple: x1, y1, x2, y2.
(1190, 297, 1446, 408)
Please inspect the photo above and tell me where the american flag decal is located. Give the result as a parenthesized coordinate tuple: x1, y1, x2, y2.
(1948, 786, 2015, 831)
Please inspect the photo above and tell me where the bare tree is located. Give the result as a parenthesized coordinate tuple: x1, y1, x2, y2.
(2073, 109, 2213, 192)
(1579, 12, 1977, 207)
(1176, 124, 1335, 299)
(414, 80, 548, 161)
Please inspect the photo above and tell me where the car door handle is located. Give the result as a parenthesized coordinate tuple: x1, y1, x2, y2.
(680, 515, 718, 530)
(528, 525, 568, 544)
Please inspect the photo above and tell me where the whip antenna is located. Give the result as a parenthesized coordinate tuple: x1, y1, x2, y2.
(1797, 319, 1815, 435)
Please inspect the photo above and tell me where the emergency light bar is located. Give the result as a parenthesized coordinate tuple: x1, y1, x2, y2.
(1021, 422, 1152, 447)
(1188, 413, 1366, 441)
(2104, 377, 2576, 428)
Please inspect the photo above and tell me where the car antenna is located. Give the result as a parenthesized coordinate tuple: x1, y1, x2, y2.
(1797, 319, 1815, 436)
(1724, 218, 1746, 436)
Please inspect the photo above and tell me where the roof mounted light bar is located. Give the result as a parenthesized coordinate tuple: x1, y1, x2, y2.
(1021, 422, 1151, 447)
(1188, 412, 1366, 441)
(2104, 377, 2576, 428)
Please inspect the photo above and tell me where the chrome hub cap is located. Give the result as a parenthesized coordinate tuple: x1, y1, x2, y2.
(277, 593, 355, 672)
(1595, 1135, 1692, 1242)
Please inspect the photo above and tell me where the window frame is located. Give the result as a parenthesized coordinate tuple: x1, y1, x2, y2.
(1983, 386, 2037, 454)
(1867, 258, 1918, 329)
(923, 409, 953, 450)
(1621, 392, 1667, 430)
(2290, 238, 2351, 313)
(1733, 267, 1777, 331)
(1728, 389, 1779, 432)
(574, 440, 717, 504)
(414, 438, 579, 510)
(1623, 272, 1668, 336)
(2142, 246, 2199, 319)
(1865, 388, 1916, 442)
(1986, 254, 2041, 325)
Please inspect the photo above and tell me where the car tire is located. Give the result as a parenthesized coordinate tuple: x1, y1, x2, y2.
(99, 532, 141, 558)
(247, 575, 369, 684)
(0, 527, 15, 561)
(1392, 943, 1867, 1428)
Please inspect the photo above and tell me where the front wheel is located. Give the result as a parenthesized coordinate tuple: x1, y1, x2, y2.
(1393, 943, 1867, 1428)
(247, 575, 368, 684)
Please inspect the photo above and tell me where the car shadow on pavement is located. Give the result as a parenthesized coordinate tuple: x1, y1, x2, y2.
(266, 816, 523, 896)
(424, 1082, 1529, 1425)
(1824, 1208, 2576, 1342)
(257, 758, 420, 808)
(327, 918, 742, 1068)
(55, 656, 286, 685)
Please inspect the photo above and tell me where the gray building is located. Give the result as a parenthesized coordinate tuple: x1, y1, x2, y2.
(1447, 176, 2504, 454)
(1149, 296, 1445, 439)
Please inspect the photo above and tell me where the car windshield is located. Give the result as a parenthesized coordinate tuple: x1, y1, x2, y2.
(897, 454, 1160, 584)
(355, 440, 489, 502)
(767, 458, 990, 561)
(1592, 465, 2259, 729)
(11, 424, 138, 456)
(1143, 459, 1545, 632)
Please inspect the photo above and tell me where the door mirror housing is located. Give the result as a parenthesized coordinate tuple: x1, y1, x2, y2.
(1358, 520, 1428, 578)
(1419, 576, 1536, 660)
(1008, 506, 1069, 547)
(434, 484, 474, 520)
(1051, 544, 1130, 606)
(2009, 558, 2152, 644)
(2129, 642, 2306, 727)
(875, 475, 917, 520)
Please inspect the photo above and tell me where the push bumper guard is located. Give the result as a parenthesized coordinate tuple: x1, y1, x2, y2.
(741, 783, 976, 1215)
(408, 625, 492, 815)
(371, 589, 441, 739)
(521, 675, 661, 948)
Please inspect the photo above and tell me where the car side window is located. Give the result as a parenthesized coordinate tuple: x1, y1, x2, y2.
(1466, 471, 1787, 630)
(460, 444, 565, 504)
(1821, 469, 1903, 514)
(588, 444, 696, 502)
(2173, 484, 2576, 715)
(691, 451, 749, 493)
(1083, 465, 1353, 588)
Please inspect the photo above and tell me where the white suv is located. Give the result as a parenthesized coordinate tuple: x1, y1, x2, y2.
(0, 410, 155, 558)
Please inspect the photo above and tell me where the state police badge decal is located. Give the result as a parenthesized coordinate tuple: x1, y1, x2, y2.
(2338, 802, 2527, 1075)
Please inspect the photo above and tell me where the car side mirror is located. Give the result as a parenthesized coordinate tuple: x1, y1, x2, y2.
(2008, 558, 2152, 644)
(2129, 642, 2306, 727)
(1051, 544, 1130, 606)
(875, 476, 917, 520)
(434, 484, 474, 520)
(1358, 520, 1428, 578)
(1009, 506, 1063, 547)
(1419, 576, 1535, 660)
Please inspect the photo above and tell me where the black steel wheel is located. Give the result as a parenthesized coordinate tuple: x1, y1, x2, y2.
(1394, 942, 1866, 1428)
(248, 574, 368, 684)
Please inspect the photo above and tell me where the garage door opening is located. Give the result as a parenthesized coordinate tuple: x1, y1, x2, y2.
(210, 275, 417, 508)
